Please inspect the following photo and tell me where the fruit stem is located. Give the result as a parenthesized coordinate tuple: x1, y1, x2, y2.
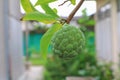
(66, 0, 85, 24)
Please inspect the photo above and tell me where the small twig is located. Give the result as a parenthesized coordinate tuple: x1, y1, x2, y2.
(58, 0, 70, 6)
(66, 0, 85, 24)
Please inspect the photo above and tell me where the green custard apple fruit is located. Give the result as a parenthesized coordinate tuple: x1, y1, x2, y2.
(51, 24, 85, 60)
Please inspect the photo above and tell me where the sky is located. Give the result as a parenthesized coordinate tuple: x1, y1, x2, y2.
(21, 0, 96, 17)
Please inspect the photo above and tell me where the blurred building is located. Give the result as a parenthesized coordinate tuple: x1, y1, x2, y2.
(0, 0, 24, 80)
(22, 21, 52, 56)
(95, 0, 120, 68)
(21, 15, 95, 56)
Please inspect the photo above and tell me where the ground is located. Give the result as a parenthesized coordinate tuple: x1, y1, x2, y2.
(20, 66, 44, 80)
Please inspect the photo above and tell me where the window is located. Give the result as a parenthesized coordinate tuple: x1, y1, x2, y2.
(97, 3, 111, 21)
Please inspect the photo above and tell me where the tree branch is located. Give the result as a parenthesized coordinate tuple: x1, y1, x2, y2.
(66, 0, 85, 24)
(58, 0, 70, 6)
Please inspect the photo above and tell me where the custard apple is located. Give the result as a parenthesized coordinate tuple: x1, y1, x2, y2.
(51, 24, 85, 60)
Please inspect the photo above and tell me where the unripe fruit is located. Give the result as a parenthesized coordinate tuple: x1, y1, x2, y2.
(51, 24, 85, 60)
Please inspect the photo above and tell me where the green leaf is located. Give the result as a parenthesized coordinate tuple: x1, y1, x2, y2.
(20, 0, 36, 13)
(21, 11, 58, 24)
(70, 0, 76, 5)
(35, 0, 57, 6)
(86, 20, 95, 26)
(52, 8, 58, 14)
(41, 4, 59, 18)
(40, 23, 62, 60)
(78, 18, 95, 26)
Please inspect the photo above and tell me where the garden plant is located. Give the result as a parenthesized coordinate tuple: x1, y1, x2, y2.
(21, 0, 85, 60)
(21, 0, 114, 80)
(43, 9, 114, 80)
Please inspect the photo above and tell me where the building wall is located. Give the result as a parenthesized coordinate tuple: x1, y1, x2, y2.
(0, 0, 9, 80)
(97, 0, 110, 10)
(117, 0, 120, 66)
(117, 0, 120, 50)
(9, 1, 24, 80)
(0, 0, 24, 80)
(96, 0, 113, 61)
(96, 0, 119, 68)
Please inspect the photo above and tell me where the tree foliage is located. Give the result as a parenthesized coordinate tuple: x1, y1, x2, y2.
(21, 0, 77, 59)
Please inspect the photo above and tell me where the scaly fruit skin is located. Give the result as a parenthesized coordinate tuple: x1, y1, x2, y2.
(51, 24, 85, 60)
